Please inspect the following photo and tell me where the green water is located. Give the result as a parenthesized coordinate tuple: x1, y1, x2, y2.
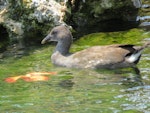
(0, 29, 150, 113)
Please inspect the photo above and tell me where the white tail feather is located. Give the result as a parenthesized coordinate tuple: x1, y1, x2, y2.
(126, 50, 143, 63)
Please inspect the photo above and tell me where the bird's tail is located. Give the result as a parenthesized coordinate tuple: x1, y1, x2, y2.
(126, 41, 150, 64)
(126, 49, 142, 63)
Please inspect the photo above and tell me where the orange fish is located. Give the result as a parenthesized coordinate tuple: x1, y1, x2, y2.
(21, 75, 49, 82)
(4, 76, 23, 83)
(21, 72, 54, 82)
(26, 72, 57, 76)
(4, 72, 57, 83)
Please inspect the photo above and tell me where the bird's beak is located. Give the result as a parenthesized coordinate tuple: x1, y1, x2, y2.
(41, 34, 52, 44)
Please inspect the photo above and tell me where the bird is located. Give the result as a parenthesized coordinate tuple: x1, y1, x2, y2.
(41, 25, 150, 69)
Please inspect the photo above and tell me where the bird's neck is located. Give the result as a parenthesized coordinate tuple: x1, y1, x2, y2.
(54, 40, 72, 56)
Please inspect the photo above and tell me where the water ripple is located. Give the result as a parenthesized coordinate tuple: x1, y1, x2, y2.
(116, 85, 150, 112)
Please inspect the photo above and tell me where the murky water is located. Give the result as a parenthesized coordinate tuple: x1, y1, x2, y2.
(0, 42, 150, 113)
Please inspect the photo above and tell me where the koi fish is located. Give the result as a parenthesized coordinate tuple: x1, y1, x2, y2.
(4, 72, 57, 83)
(5, 76, 23, 83)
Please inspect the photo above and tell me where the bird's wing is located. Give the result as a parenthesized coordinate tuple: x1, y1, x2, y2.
(71, 44, 137, 65)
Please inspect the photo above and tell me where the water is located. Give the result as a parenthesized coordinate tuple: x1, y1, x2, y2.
(0, 29, 150, 112)
(139, 0, 150, 31)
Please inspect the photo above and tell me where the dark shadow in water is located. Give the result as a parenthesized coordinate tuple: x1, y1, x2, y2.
(121, 67, 144, 88)
(72, 19, 140, 38)
(59, 79, 74, 89)
(0, 25, 9, 52)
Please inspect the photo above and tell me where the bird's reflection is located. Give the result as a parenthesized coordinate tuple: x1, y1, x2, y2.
(57, 67, 144, 90)
(121, 67, 144, 87)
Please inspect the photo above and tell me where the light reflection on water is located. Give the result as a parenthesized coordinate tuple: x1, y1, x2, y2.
(119, 85, 150, 112)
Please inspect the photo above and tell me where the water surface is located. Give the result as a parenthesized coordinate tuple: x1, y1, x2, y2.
(0, 29, 150, 113)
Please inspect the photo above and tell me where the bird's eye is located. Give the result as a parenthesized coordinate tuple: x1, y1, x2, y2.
(51, 30, 57, 35)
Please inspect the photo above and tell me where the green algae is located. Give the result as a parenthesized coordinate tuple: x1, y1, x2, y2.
(75, 29, 150, 46)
